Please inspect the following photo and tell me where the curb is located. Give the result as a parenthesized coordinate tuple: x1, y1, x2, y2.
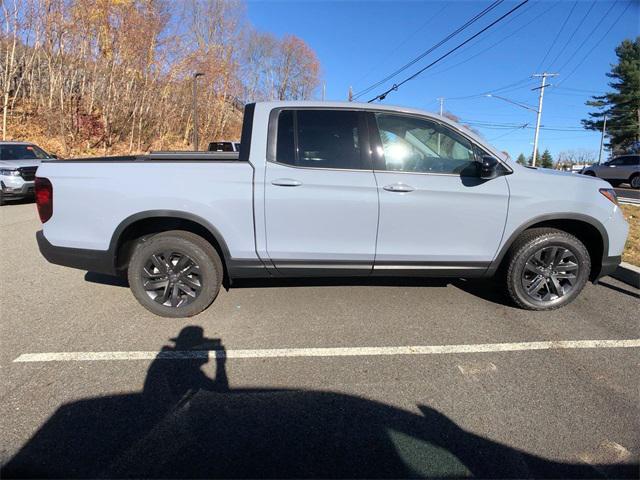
(609, 262, 640, 289)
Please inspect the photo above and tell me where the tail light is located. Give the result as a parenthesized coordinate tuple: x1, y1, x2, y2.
(35, 177, 53, 223)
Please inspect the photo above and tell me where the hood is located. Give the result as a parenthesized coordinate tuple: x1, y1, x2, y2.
(0, 159, 42, 169)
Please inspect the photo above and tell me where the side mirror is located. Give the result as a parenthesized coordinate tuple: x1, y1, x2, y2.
(480, 155, 499, 179)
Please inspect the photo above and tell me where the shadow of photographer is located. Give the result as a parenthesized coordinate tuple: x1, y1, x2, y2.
(3, 326, 636, 478)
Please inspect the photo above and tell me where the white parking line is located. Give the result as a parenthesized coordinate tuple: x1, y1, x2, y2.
(13, 339, 640, 363)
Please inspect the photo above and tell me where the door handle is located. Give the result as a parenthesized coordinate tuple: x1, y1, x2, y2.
(383, 183, 415, 193)
(272, 178, 302, 187)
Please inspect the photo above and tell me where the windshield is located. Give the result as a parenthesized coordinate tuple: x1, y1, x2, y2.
(0, 144, 50, 160)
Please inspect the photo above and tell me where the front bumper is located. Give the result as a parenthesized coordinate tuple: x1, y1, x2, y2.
(1, 179, 35, 198)
(37, 230, 116, 275)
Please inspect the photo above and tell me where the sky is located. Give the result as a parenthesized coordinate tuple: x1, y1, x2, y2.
(245, 0, 639, 159)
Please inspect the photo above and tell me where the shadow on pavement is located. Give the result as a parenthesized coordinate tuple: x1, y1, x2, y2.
(3, 326, 635, 479)
(597, 280, 640, 299)
(84, 272, 513, 307)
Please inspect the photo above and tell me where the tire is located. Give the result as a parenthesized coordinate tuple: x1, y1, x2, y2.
(505, 228, 590, 311)
(583, 171, 595, 177)
(127, 230, 223, 318)
(630, 174, 640, 189)
(609, 180, 621, 187)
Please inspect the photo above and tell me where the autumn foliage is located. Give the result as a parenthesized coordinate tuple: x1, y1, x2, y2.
(0, 0, 321, 156)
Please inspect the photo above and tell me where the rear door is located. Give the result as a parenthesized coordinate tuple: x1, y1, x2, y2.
(368, 112, 509, 274)
(264, 109, 379, 276)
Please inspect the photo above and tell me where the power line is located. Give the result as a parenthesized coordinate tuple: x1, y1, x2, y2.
(554, 0, 619, 74)
(535, 1, 577, 72)
(367, 0, 531, 103)
(427, 1, 558, 79)
(352, 0, 505, 100)
(546, 1, 596, 70)
(557, 1, 632, 86)
(488, 123, 529, 141)
(351, 3, 449, 89)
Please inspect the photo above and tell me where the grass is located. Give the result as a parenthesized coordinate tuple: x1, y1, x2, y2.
(621, 204, 640, 266)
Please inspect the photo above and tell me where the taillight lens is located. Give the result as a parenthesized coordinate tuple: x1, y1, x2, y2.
(599, 188, 619, 206)
(35, 177, 53, 223)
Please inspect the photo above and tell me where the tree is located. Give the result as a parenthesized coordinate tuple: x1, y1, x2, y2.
(582, 37, 640, 154)
(539, 149, 553, 169)
(516, 153, 527, 166)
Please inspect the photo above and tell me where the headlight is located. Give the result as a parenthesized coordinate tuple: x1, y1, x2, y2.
(0, 169, 20, 176)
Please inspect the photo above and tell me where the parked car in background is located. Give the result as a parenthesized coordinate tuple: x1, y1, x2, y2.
(0, 141, 56, 205)
(581, 154, 640, 188)
(35, 101, 628, 317)
(208, 141, 240, 152)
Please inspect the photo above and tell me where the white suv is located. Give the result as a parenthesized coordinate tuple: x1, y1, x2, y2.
(0, 141, 55, 205)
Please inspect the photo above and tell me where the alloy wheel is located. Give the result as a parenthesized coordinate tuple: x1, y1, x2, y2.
(631, 176, 640, 188)
(521, 246, 579, 303)
(142, 251, 202, 307)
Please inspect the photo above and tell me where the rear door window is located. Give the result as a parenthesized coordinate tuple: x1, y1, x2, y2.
(275, 109, 366, 170)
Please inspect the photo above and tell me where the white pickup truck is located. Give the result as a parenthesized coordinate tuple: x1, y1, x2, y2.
(35, 101, 628, 317)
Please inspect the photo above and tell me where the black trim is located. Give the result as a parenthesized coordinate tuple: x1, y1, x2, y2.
(37, 231, 116, 275)
(485, 213, 610, 277)
(238, 103, 255, 162)
(109, 210, 234, 262)
(227, 259, 274, 279)
(596, 255, 621, 281)
(42, 153, 244, 163)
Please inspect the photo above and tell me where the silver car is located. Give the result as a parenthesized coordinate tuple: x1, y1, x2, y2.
(0, 141, 56, 205)
(581, 154, 640, 189)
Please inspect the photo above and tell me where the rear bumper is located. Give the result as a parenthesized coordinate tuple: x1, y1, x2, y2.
(594, 255, 622, 282)
(36, 230, 116, 275)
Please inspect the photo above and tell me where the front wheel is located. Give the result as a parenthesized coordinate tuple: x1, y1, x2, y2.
(505, 228, 590, 310)
(127, 231, 223, 318)
(630, 174, 640, 189)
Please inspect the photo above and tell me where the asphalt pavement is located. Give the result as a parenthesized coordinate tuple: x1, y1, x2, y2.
(0, 201, 638, 478)
(615, 187, 640, 203)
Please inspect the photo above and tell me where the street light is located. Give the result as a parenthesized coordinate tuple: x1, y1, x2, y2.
(193, 72, 204, 151)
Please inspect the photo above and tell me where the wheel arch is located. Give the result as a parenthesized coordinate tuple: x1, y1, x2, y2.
(110, 210, 231, 279)
(488, 213, 609, 281)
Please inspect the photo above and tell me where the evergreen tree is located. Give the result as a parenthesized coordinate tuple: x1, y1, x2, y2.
(516, 153, 527, 165)
(540, 149, 553, 169)
(582, 38, 640, 154)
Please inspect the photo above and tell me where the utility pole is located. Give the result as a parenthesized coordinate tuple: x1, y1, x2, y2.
(348, 86, 353, 102)
(598, 114, 607, 164)
(322, 82, 326, 101)
(435, 98, 445, 154)
(531, 72, 558, 166)
(192, 72, 204, 151)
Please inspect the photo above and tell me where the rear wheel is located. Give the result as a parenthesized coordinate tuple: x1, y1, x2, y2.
(505, 228, 590, 310)
(631, 174, 640, 189)
(127, 231, 223, 318)
(583, 171, 595, 176)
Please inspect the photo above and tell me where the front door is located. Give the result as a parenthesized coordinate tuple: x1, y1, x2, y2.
(368, 112, 509, 275)
(264, 109, 379, 276)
